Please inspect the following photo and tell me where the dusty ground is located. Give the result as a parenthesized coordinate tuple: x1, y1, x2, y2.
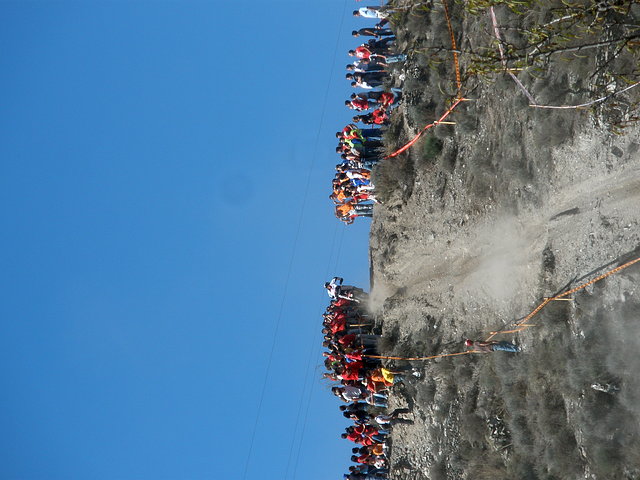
(368, 1, 640, 479)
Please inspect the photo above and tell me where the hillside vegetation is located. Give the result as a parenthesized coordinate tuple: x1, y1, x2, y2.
(370, 1, 640, 478)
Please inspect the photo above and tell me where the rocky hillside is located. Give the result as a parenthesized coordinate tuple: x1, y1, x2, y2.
(370, 1, 640, 478)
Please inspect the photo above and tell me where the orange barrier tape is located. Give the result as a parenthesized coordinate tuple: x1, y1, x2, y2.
(486, 255, 640, 340)
(442, 0, 461, 93)
(362, 255, 640, 362)
(384, 97, 465, 158)
(363, 351, 475, 361)
(384, 0, 464, 159)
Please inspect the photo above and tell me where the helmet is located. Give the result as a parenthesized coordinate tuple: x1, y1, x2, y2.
(465, 339, 473, 347)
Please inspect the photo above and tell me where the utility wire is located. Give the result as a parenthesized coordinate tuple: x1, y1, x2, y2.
(241, 1, 349, 478)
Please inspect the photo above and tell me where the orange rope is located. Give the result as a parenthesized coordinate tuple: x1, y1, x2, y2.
(383, 0, 464, 159)
(384, 97, 464, 158)
(363, 255, 640, 362)
(486, 255, 640, 340)
(363, 351, 475, 361)
(441, 0, 461, 93)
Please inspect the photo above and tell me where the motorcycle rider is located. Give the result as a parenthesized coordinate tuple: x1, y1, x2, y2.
(325, 277, 345, 299)
(325, 277, 367, 302)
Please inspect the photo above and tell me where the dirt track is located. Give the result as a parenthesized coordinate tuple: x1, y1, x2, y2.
(368, 2, 640, 478)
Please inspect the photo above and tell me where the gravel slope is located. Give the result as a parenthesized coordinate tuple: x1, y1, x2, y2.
(368, 2, 640, 478)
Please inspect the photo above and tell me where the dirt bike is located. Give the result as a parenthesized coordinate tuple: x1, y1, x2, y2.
(337, 287, 369, 303)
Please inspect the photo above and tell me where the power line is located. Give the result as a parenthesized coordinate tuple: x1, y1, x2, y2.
(240, 1, 349, 478)
(283, 222, 340, 480)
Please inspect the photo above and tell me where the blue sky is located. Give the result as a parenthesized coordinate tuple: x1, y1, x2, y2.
(0, 1, 375, 479)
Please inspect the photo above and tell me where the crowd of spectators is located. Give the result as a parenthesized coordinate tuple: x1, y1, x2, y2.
(320, 5, 523, 478)
(322, 5, 417, 479)
(322, 277, 419, 479)
(333, 4, 406, 225)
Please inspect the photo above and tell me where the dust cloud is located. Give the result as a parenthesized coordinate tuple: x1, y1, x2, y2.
(457, 216, 541, 303)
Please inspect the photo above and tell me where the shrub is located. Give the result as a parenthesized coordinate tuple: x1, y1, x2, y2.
(371, 153, 415, 204)
(422, 134, 444, 162)
(429, 458, 448, 480)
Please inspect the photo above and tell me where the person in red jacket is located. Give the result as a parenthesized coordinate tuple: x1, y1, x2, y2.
(341, 424, 388, 445)
(377, 91, 398, 107)
(348, 45, 373, 60)
(337, 361, 363, 381)
(353, 109, 388, 125)
(346, 96, 374, 111)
